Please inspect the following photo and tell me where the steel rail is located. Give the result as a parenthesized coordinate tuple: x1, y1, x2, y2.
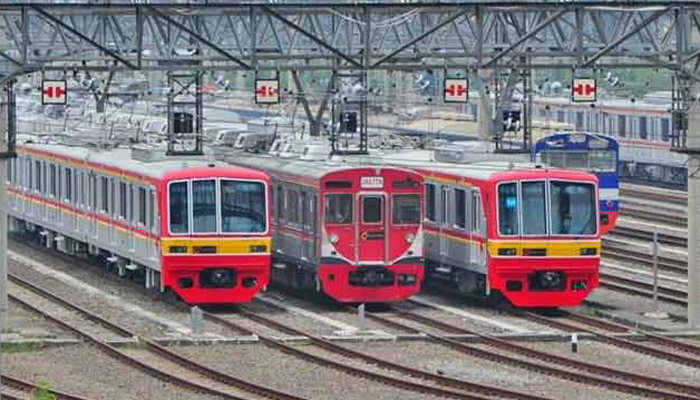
(368, 304, 699, 400)
(8, 273, 306, 400)
(205, 308, 512, 400)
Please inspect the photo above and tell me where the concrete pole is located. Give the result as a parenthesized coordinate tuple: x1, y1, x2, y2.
(477, 70, 493, 141)
(687, 103, 700, 328)
(0, 81, 7, 400)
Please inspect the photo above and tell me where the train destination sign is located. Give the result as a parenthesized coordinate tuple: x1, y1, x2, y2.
(361, 176, 384, 189)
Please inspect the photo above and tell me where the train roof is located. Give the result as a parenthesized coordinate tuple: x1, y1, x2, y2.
(17, 142, 260, 182)
(227, 153, 420, 181)
(364, 149, 596, 181)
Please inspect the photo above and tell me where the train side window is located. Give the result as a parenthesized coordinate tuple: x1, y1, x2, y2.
(138, 187, 147, 225)
(6, 157, 12, 184)
(111, 179, 117, 217)
(325, 194, 353, 224)
(65, 168, 73, 203)
(309, 194, 317, 232)
(454, 189, 466, 229)
(661, 118, 670, 142)
(301, 191, 309, 230)
(100, 176, 108, 213)
(128, 185, 134, 223)
(472, 192, 482, 234)
(276, 186, 285, 223)
(49, 164, 57, 197)
(119, 182, 127, 219)
(149, 189, 156, 232)
(169, 181, 189, 234)
(90, 175, 97, 211)
(440, 186, 448, 225)
(617, 115, 626, 138)
(288, 190, 299, 224)
(425, 183, 436, 222)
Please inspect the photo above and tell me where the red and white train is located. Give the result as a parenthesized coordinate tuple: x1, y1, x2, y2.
(228, 154, 424, 303)
(378, 150, 601, 307)
(6, 143, 272, 304)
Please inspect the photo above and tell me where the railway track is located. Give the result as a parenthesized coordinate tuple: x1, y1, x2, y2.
(2, 374, 90, 400)
(620, 185, 686, 207)
(608, 226, 687, 247)
(603, 243, 686, 274)
(619, 205, 687, 227)
(205, 304, 544, 400)
(8, 272, 305, 400)
(517, 311, 700, 360)
(364, 302, 700, 400)
(598, 272, 687, 305)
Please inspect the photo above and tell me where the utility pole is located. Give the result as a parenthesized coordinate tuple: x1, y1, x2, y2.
(687, 102, 700, 328)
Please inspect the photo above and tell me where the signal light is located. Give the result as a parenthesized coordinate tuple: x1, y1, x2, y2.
(498, 248, 517, 256)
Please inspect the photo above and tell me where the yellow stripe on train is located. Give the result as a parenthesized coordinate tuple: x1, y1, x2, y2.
(161, 237, 272, 255)
(488, 240, 601, 257)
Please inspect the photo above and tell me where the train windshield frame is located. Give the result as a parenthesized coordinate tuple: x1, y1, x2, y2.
(537, 150, 616, 172)
(168, 178, 267, 235)
(497, 180, 597, 237)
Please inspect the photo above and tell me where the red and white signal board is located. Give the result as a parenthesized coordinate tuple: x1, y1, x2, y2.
(255, 79, 279, 104)
(443, 78, 468, 103)
(572, 78, 596, 103)
(41, 80, 67, 105)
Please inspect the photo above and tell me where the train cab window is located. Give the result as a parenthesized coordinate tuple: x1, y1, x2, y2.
(220, 180, 266, 233)
(169, 181, 189, 234)
(565, 152, 588, 169)
(192, 180, 216, 233)
(550, 182, 597, 235)
(589, 150, 616, 172)
(425, 183, 436, 222)
(325, 194, 353, 224)
(393, 194, 420, 224)
(521, 181, 547, 235)
(138, 187, 147, 225)
(362, 196, 383, 224)
(454, 189, 466, 229)
(498, 183, 519, 236)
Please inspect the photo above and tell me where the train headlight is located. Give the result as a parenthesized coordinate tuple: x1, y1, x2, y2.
(329, 233, 339, 244)
(405, 232, 415, 244)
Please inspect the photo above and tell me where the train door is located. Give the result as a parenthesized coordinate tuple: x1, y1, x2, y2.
(438, 186, 449, 260)
(357, 194, 387, 263)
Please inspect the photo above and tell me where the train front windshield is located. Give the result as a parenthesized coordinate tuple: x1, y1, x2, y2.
(169, 179, 267, 234)
(538, 150, 616, 172)
(498, 181, 597, 236)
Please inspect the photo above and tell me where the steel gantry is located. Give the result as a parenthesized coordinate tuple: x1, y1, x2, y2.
(0, 1, 699, 79)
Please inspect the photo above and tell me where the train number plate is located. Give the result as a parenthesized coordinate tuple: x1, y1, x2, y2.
(361, 176, 384, 189)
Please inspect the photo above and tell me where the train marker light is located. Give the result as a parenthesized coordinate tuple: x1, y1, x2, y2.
(572, 78, 596, 103)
